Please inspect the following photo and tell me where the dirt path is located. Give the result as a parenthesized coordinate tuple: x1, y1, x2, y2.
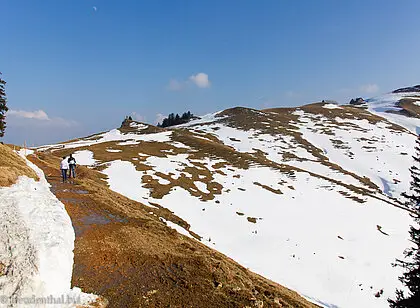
(29, 154, 318, 308)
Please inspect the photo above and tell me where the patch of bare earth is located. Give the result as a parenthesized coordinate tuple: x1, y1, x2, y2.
(28, 154, 318, 308)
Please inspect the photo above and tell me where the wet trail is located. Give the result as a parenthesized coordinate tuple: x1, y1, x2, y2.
(27, 158, 133, 306)
(49, 176, 127, 237)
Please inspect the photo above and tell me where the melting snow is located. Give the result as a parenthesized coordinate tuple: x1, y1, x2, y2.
(72, 150, 97, 166)
(323, 104, 341, 109)
(98, 111, 415, 307)
(0, 151, 98, 307)
(367, 92, 420, 134)
(37, 129, 173, 151)
(129, 122, 148, 129)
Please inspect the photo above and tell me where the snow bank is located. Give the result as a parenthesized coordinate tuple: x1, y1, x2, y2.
(0, 151, 97, 307)
(323, 103, 341, 109)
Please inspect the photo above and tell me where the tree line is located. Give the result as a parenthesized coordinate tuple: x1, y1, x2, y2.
(157, 111, 194, 128)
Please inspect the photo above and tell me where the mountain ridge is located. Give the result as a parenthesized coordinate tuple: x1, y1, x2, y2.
(32, 87, 420, 307)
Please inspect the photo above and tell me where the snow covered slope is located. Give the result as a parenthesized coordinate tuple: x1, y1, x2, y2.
(37, 93, 419, 308)
(367, 87, 420, 134)
(0, 150, 98, 307)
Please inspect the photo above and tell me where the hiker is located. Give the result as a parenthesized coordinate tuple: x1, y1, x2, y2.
(68, 154, 77, 178)
(60, 156, 69, 183)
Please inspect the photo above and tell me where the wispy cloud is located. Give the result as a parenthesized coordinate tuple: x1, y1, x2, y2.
(8, 109, 50, 120)
(4, 108, 81, 146)
(167, 72, 211, 91)
(7, 109, 77, 127)
(130, 112, 146, 122)
(360, 84, 379, 94)
(155, 113, 165, 125)
(167, 79, 185, 91)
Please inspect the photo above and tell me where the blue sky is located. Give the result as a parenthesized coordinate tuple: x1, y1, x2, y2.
(2, 0, 420, 145)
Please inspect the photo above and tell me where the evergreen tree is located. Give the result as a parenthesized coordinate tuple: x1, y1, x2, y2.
(159, 111, 194, 128)
(389, 134, 420, 307)
(0, 73, 8, 138)
(168, 113, 175, 123)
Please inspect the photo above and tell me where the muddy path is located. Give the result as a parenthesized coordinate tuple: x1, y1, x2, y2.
(29, 154, 318, 308)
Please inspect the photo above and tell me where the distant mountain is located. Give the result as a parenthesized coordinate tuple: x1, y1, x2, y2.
(392, 85, 420, 93)
(35, 86, 420, 308)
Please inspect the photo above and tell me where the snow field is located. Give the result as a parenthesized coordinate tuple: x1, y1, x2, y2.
(101, 149, 412, 307)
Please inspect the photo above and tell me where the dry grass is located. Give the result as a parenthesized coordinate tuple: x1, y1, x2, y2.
(40, 103, 400, 210)
(301, 102, 404, 130)
(29, 153, 318, 308)
(253, 182, 283, 195)
(0, 143, 38, 187)
(119, 120, 166, 134)
(399, 98, 420, 118)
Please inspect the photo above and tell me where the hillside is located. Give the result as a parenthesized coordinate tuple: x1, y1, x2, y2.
(33, 89, 420, 307)
(27, 151, 315, 308)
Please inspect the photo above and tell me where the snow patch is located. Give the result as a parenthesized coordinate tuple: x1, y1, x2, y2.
(106, 149, 122, 153)
(72, 150, 97, 166)
(129, 122, 148, 129)
(323, 104, 341, 110)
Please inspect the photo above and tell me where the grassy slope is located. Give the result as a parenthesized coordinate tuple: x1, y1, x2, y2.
(0, 143, 38, 187)
(32, 102, 417, 306)
(29, 153, 318, 308)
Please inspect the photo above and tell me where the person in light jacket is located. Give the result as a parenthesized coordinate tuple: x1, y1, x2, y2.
(60, 156, 69, 183)
(68, 154, 77, 178)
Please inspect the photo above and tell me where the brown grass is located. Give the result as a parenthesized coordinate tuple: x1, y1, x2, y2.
(46, 106, 381, 203)
(29, 153, 318, 308)
(398, 98, 420, 118)
(0, 143, 38, 187)
(254, 182, 283, 195)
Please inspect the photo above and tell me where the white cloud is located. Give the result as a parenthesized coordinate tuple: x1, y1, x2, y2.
(155, 113, 165, 125)
(4, 109, 80, 146)
(130, 112, 146, 122)
(167, 72, 211, 91)
(6, 109, 77, 127)
(360, 84, 379, 94)
(189, 73, 211, 88)
(8, 109, 50, 120)
(167, 79, 185, 91)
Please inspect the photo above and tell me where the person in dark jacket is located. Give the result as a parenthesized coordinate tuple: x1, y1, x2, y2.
(68, 154, 77, 178)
